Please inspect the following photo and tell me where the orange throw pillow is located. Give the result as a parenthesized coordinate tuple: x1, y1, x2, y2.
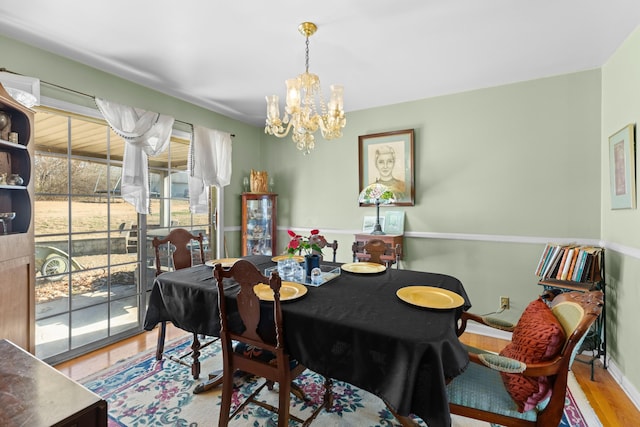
(499, 298, 566, 412)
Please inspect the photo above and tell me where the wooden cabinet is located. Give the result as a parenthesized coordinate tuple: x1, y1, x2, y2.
(0, 83, 35, 352)
(0, 339, 107, 426)
(241, 193, 277, 256)
(354, 233, 404, 259)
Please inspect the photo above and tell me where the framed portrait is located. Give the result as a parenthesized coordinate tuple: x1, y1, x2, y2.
(609, 124, 636, 209)
(358, 129, 415, 206)
(383, 211, 405, 235)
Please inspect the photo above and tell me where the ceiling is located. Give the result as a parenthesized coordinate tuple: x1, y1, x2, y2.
(1, 1, 640, 128)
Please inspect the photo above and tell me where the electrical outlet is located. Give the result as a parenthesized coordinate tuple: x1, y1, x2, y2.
(500, 296, 510, 310)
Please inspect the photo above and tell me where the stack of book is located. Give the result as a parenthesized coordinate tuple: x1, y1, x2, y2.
(535, 243, 603, 283)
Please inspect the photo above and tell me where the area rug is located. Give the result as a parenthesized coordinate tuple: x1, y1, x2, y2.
(80, 336, 602, 426)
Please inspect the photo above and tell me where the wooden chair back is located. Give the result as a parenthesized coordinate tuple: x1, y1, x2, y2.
(352, 239, 401, 269)
(152, 228, 205, 276)
(324, 239, 339, 262)
(450, 290, 604, 426)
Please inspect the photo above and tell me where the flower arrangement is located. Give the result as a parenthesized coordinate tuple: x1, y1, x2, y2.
(286, 229, 325, 256)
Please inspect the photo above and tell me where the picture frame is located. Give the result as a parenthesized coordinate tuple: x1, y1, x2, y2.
(383, 211, 405, 235)
(359, 129, 415, 206)
(609, 124, 636, 209)
(362, 215, 384, 233)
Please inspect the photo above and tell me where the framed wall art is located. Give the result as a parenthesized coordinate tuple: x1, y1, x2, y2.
(358, 129, 415, 206)
(383, 211, 405, 235)
(609, 124, 636, 209)
(362, 215, 384, 233)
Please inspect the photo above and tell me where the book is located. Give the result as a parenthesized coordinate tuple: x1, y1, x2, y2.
(567, 248, 581, 281)
(535, 244, 553, 276)
(589, 248, 603, 282)
(544, 245, 566, 279)
(555, 247, 571, 279)
(538, 244, 558, 277)
(541, 245, 562, 278)
(580, 254, 593, 282)
(572, 250, 588, 282)
(560, 248, 575, 280)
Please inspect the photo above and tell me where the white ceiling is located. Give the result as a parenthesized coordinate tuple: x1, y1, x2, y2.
(1, 1, 640, 127)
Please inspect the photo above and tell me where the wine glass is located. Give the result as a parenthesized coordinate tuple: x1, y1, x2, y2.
(0, 212, 16, 234)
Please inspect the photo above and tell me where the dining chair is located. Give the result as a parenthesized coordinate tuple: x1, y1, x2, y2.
(323, 238, 338, 262)
(152, 228, 216, 380)
(352, 239, 401, 269)
(447, 290, 604, 427)
(214, 260, 332, 427)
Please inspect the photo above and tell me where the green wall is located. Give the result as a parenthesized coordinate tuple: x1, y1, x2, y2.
(601, 27, 640, 400)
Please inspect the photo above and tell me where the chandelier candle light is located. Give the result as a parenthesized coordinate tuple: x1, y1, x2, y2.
(359, 183, 397, 235)
(265, 22, 346, 154)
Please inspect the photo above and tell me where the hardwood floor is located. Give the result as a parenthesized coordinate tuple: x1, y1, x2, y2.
(56, 323, 639, 426)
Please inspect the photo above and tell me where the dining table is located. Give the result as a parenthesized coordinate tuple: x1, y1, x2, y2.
(143, 255, 471, 427)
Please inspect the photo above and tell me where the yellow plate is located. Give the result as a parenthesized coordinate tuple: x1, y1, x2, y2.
(341, 262, 386, 274)
(396, 286, 464, 309)
(254, 281, 308, 301)
(205, 258, 241, 268)
(271, 255, 304, 263)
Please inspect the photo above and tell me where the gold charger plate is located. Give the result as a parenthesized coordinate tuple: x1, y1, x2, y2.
(341, 262, 386, 274)
(396, 286, 464, 309)
(271, 255, 304, 263)
(205, 258, 241, 268)
(254, 281, 308, 301)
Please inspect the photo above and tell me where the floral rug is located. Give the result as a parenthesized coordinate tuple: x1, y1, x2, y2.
(81, 336, 601, 426)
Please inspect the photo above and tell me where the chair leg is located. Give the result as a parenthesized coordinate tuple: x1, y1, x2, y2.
(385, 400, 419, 427)
(190, 333, 201, 379)
(155, 321, 166, 360)
(218, 370, 234, 427)
(278, 382, 292, 427)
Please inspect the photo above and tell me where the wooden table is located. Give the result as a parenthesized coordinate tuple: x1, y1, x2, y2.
(0, 339, 107, 427)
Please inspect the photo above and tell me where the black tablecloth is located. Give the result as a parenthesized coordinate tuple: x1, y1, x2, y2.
(144, 255, 471, 427)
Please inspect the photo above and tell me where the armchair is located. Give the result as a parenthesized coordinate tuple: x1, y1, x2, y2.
(447, 290, 604, 427)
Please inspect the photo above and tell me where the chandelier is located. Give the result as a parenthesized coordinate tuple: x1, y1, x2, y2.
(264, 22, 346, 154)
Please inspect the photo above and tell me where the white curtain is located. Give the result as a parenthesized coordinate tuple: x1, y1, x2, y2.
(188, 125, 232, 214)
(95, 98, 175, 214)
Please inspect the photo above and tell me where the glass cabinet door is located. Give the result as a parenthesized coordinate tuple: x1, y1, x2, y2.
(241, 193, 277, 256)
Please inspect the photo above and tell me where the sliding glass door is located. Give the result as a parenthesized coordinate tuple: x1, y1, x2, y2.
(33, 106, 214, 364)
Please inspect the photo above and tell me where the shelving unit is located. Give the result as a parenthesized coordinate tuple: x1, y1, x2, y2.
(0, 82, 35, 352)
(241, 193, 277, 256)
(535, 244, 606, 380)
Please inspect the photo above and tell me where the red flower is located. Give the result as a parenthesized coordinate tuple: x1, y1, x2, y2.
(287, 239, 301, 250)
(287, 229, 297, 238)
(310, 229, 319, 235)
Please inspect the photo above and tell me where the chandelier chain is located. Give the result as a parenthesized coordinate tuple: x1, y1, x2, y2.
(305, 36, 310, 74)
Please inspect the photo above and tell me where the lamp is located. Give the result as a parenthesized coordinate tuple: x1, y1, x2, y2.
(358, 183, 396, 235)
(264, 22, 346, 155)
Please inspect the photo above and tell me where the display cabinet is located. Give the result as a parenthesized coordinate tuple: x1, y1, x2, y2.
(0, 82, 35, 352)
(241, 193, 277, 256)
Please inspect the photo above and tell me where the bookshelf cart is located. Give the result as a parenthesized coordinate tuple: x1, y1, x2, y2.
(535, 244, 606, 380)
